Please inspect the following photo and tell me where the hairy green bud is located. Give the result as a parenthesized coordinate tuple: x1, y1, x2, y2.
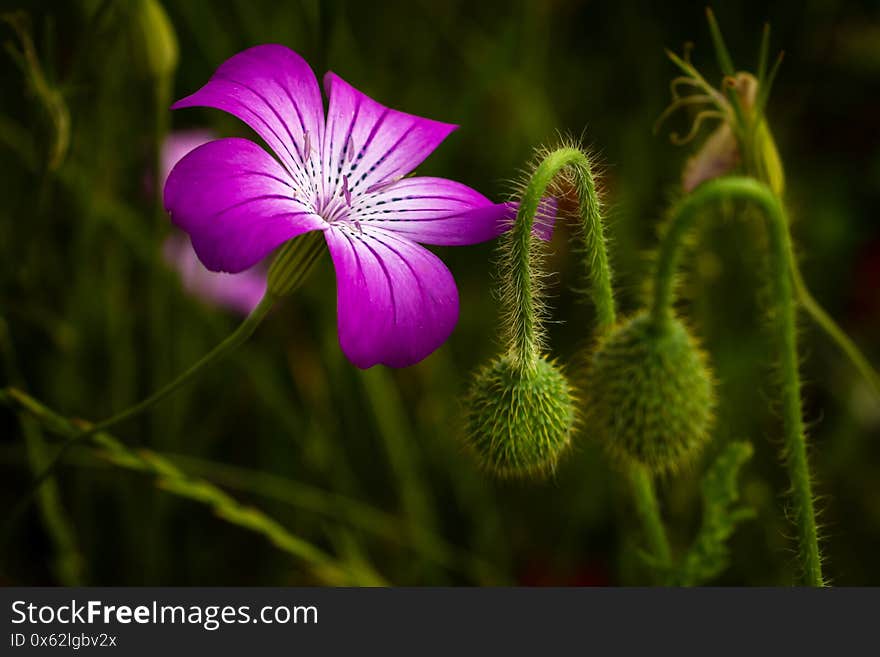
(464, 355, 575, 478)
(587, 313, 715, 474)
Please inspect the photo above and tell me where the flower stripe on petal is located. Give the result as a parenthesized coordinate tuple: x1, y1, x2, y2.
(325, 225, 458, 368)
(352, 176, 512, 246)
(164, 138, 326, 273)
(168, 46, 557, 369)
(322, 72, 457, 201)
(172, 45, 324, 192)
(351, 177, 558, 245)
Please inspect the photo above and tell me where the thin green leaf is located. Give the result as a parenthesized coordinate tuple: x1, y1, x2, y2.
(757, 23, 771, 85)
(1, 388, 384, 586)
(755, 51, 785, 120)
(705, 7, 735, 76)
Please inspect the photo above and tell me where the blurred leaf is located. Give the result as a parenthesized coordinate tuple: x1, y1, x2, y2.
(672, 441, 755, 586)
(2, 11, 69, 170)
(1, 388, 385, 586)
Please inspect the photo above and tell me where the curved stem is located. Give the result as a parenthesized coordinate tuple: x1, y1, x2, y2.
(31, 293, 275, 476)
(11, 292, 276, 510)
(88, 291, 276, 437)
(791, 259, 880, 399)
(505, 146, 616, 369)
(1, 389, 385, 586)
(573, 156, 617, 332)
(745, 202, 880, 400)
(652, 176, 824, 586)
(629, 465, 672, 575)
(509, 147, 671, 572)
(0, 318, 82, 584)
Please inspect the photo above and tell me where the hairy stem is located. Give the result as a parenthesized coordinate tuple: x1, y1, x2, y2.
(511, 148, 670, 571)
(573, 157, 616, 332)
(505, 146, 616, 369)
(651, 176, 823, 586)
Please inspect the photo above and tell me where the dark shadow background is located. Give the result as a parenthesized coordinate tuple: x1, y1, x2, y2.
(1, 0, 878, 585)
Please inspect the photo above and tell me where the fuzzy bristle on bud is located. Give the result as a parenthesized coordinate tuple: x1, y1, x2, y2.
(464, 355, 576, 478)
(587, 313, 715, 474)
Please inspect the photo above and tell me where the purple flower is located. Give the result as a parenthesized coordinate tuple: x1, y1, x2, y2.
(160, 129, 217, 185)
(162, 231, 267, 316)
(164, 45, 552, 368)
(160, 130, 267, 316)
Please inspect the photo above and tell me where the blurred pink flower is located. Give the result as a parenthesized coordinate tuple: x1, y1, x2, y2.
(160, 130, 267, 316)
(160, 129, 217, 185)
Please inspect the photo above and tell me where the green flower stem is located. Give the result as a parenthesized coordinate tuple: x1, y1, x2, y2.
(8, 292, 276, 511)
(651, 176, 823, 586)
(0, 389, 384, 586)
(0, 318, 82, 584)
(360, 367, 438, 538)
(629, 465, 672, 571)
(506, 146, 616, 370)
(148, 71, 175, 439)
(512, 147, 670, 569)
(90, 291, 275, 437)
(791, 260, 880, 399)
(146, 64, 176, 584)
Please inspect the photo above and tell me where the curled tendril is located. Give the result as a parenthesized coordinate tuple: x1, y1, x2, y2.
(653, 94, 717, 135)
(670, 110, 726, 145)
(669, 76, 705, 100)
(682, 40, 696, 63)
(656, 45, 733, 147)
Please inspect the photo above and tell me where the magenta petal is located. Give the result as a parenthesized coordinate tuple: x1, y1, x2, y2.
(352, 176, 506, 245)
(164, 137, 326, 273)
(505, 197, 558, 242)
(352, 177, 558, 246)
(322, 72, 457, 200)
(172, 45, 324, 188)
(160, 130, 215, 188)
(163, 233, 267, 316)
(325, 226, 459, 368)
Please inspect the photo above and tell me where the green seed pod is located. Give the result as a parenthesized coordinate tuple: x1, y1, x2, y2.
(587, 313, 715, 474)
(464, 355, 576, 478)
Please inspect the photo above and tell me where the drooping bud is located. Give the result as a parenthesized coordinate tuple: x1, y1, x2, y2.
(727, 73, 785, 196)
(587, 313, 715, 474)
(461, 146, 611, 478)
(679, 72, 784, 196)
(660, 32, 786, 197)
(682, 121, 739, 194)
(267, 232, 326, 297)
(127, 0, 179, 80)
(464, 355, 575, 478)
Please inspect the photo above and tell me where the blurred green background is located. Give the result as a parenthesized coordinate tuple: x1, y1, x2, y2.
(1, 0, 878, 586)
